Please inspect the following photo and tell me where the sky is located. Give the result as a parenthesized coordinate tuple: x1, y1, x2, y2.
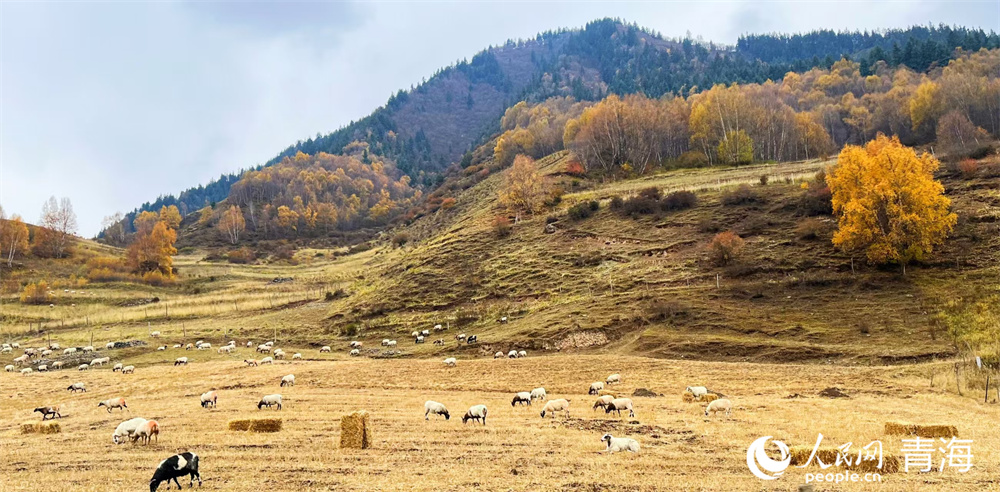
(2, 1, 997, 236)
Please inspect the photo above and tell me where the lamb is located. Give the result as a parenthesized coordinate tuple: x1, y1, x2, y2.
(685, 386, 708, 398)
(511, 392, 532, 406)
(34, 406, 62, 420)
(605, 398, 635, 418)
(531, 387, 547, 401)
(68, 382, 87, 393)
(507, 350, 518, 359)
(201, 391, 218, 408)
(350, 349, 361, 356)
(244, 359, 258, 367)
(280, 374, 296, 387)
(601, 433, 640, 453)
(149, 451, 201, 491)
(113, 417, 148, 444)
(257, 394, 282, 410)
(174, 357, 188, 366)
(99, 397, 129, 413)
(319, 346, 331, 353)
(494, 351, 503, 359)
(606, 373, 621, 385)
(132, 420, 160, 445)
(259, 357, 273, 365)
(462, 404, 487, 425)
(150, 331, 160, 338)
(588, 382, 605, 395)
(21, 368, 33, 375)
(292, 353, 302, 360)
(78, 364, 90, 371)
(424, 400, 450, 420)
(122, 365, 135, 374)
(443, 357, 457, 367)
(540, 398, 571, 418)
(113, 363, 124, 372)
(705, 398, 732, 417)
(518, 350, 527, 358)
(4, 365, 13, 372)
(593, 395, 615, 411)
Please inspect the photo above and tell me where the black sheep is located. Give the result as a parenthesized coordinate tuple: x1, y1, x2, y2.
(466, 335, 477, 344)
(150, 451, 201, 491)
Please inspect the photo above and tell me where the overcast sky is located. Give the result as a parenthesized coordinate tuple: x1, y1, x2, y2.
(2, 1, 997, 236)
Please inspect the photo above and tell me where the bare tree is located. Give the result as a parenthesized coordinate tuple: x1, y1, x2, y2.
(40, 196, 78, 258)
(101, 212, 127, 246)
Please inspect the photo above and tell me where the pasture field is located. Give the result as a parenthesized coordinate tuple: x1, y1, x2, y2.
(1, 354, 997, 491)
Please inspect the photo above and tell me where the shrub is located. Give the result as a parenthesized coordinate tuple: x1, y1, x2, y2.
(141, 270, 173, 286)
(708, 231, 745, 266)
(968, 146, 993, 160)
(227, 247, 255, 264)
(675, 150, 709, 168)
(273, 244, 296, 261)
(84, 256, 129, 282)
(493, 216, 512, 238)
(637, 187, 661, 200)
(568, 201, 598, 220)
(759, 175, 769, 186)
(339, 324, 360, 337)
(798, 171, 833, 216)
(325, 288, 347, 301)
(622, 196, 659, 216)
(391, 233, 410, 248)
(440, 197, 457, 210)
(697, 218, 721, 233)
(544, 186, 565, 207)
(721, 184, 762, 206)
(565, 161, 586, 176)
(957, 159, 979, 178)
(609, 195, 624, 210)
(662, 190, 697, 210)
(20, 281, 52, 305)
(588, 200, 599, 211)
(795, 218, 826, 240)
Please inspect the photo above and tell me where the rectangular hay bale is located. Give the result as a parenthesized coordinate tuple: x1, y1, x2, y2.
(700, 393, 719, 403)
(884, 421, 958, 438)
(681, 392, 696, 403)
(340, 410, 372, 449)
(21, 421, 60, 434)
(792, 446, 900, 474)
(248, 418, 282, 433)
(227, 419, 252, 431)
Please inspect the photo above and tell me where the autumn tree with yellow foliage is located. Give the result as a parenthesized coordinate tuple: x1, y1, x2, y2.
(827, 134, 956, 273)
(126, 209, 178, 279)
(218, 205, 246, 244)
(498, 154, 545, 221)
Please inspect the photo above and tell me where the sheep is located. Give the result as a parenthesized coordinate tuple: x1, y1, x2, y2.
(200, 391, 218, 408)
(24, 347, 38, 357)
(34, 405, 62, 420)
(21, 368, 33, 375)
(605, 398, 635, 418)
(150, 331, 160, 338)
(540, 398, 571, 418)
(685, 386, 708, 398)
(123, 366, 135, 374)
(90, 357, 110, 366)
(292, 353, 302, 360)
(185, 343, 194, 350)
(443, 357, 457, 367)
(265, 341, 274, 347)
(273, 349, 285, 359)
(433, 324, 444, 331)
(99, 397, 129, 413)
(12, 342, 20, 349)
(4, 365, 13, 372)
(246, 341, 254, 348)
(381, 339, 391, 346)
(601, 433, 640, 453)
(319, 346, 332, 353)
(433, 339, 444, 346)
(493, 351, 503, 359)
(174, 357, 188, 366)
(149, 451, 202, 491)
(37, 364, 48, 372)
(507, 350, 518, 359)
(466, 335, 478, 344)
(132, 419, 159, 445)
(705, 398, 732, 417)
(198, 343, 212, 350)
(68, 382, 87, 393)
(257, 394, 282, 410)
(0, 346, 10, 354)
(455, 333, 466, 341)
(244, 359, 258, 367)
(420, 330, 430, 337)
(78, 364, 90, 371)
(46, 343, 57, 350)
(530, 387, 547, 401)
(257, 344, 271, 353)
(462, 404, 487, 425)
(518, 350, 527, 358)
(113, 363, 124, 372)
(280, 374, 295, 387)
(387, 340, 397, 347)
(259, 357, 273, 365)
(160, 346, 170, 352)
(411, 331, 420, 338)
(606, 374, 621, 385)
(112, 417, 147, 444)
(12, 355, 28, 366)
(52, 361, 64, 369)
(41, 349, 52, 357)
(424, 400, 450, 420)
(350, 341, 362, 348)
(106, 342, 115, 350)
(593, 395, 615, 411)
(588, 382, 605, 395)
(63, 347, 77, 355)
(511, 392, 532, 406)
(414, 336, 425, 344)
(500, 316, 508, 323)
(217, 345, 232, 354)
(82, 345, 95, 353)
(172, 344, 181, 349)
(350, 349, 361, 356)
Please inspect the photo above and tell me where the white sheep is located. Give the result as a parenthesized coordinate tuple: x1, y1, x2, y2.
(12, 355, 28, 366)
(112, 417, 148, 444)
(265, 341, 274, 347)
(78, 364, 90, 371)
(12, 342, 20, 348)
(518, 350, 527, 358)
(387, 340, 397, 347)
(173, 344, 182, 348)
(685, 386, 708, 398)
(45, 343, 55, 350)
(174, 357, 188, 366)
(37, 364, 48, 372)
(605, 398, 635, 418)
(198, 343, 212, 350)
(530, 387, 547, 401)
(350, 349, 360, 356)
(90, 357, 110, 366)
(443, 357, 457, 367)
(21, 368, 33, 375)
(41, 349, 52, 357)
(67, 382, 87, 393)
(82, 345, 94, 353)
(150, 331, 160, 337)
(494, 351, 503, 359)
(4, 365, 13, 372)
(500, 316, 508, 323)
(511, 392, 532, 406)
(593, 395, 615, 411)
(433, 324, 443, 331)
(292, 353, 302, 360)
(507, 350, 518, 359)
(540, 398, 571, 418)
(259, 357, 273, 365)
(122, 365, 135, 374)
(63, 347, 77, 355)
(98, 397, 128, 413)
(106, 342, 115, 350)
(280, 374, 295, 387)
(411, 331, 420, 338)
(201, 390, 218, 408)
(456, 333, 466, 341)
(319, 346, 331, 353)
(350, 341, 362, 348)
(705, 398, 732, 417)
(420, 330, 430, 337)
(246, 341, 254, 348)
(462, 404, 487, 425)
(257, 344, 271, 353)
(606, 373, 621, 385)
(217, 346, 232, 354)
(588, 382, 605, 395)
(0, 346, 10, 354)
(52, 361, 64, 369)
(273, 349, 285, 359)
(258, 394, 282, 410)
(424, 400, 450, 420)
(601, 433, 640, 453)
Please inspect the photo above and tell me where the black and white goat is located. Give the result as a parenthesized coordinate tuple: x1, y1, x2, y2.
(149, 451, 201, 491)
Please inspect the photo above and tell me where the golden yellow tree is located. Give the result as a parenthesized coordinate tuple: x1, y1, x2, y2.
(218, 205, 246, 244)
(1, 214, 30, 267)
(498, 154, 545, 220)
(827, 134, 956, 273)
(133, 210, 160, 235)
(159, 205, 182, 229)
(126, 221, 177, 276)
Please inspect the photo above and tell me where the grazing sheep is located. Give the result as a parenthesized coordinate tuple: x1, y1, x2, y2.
(259, 357, 273, 365)
(518, 350, 527, 358)
(530, 387, 547, 401)
(606, 374, 621, 385)
(149, 451, 201, 492)
(198, 343, 212, 350)
(500, 316, 508, 323)
(21, 368, 33, 375)
(705, 398, 732, 417)
(511, 392, 532, 406)
(257, 394, 282, 410)
(507, 350, 518, 359)
(34, 406, 62, 420)
(381, 339, 391, 346)
(319, 346, 332, 353)
(411, 331, 420, 338)
(217, 346, 232, 354)
(52, 361, 64, 369)
(350, 349, 361, 356)
(173, 344, 181, 349)
(41, 349, 52, 357)
(257, 345, 271, 354)
(462, 404, 487, 425)
(443, 357, 457, 367)
(466, 335, 478, 344)
(540, 398, 571, 418)
(493, 351, 504, 359)
(78, 364, 90, 371)
(420, 330, 430, 337)
(0, 346, 10, 354)
(387, 340, 397, 347)
(350, 341, 362, 348)
(150, 331, 160, 338)
(185, 343, 194, 350)
(12, 355, 28, 366)
(174, 357, 188, 366)
(414, 336, 425, 344)
(37, 365, 48, 372)
(106, 342, 115, 350)
(424, 400, 450, 420)
(122, 365, 135, 374)
(433, 339, 444, 346)
(605, 398, 635, 418)
(588, 382, 605, 395)
(82, 346, 94, 353)
(265, 342, 274, 347)
(12, 342, 20, 348)
(280, 374, 295, 387)
(90, 357, 110, 366)
(4, 365, 13, 372)
(244, 359, 258, 367)
(99, 397, 129, 413)
(246, 341, 254, 348)
(200, 391, 218, 408)
(132, 420, 159, 445)
(112, 417, 147, 444)
(433, 324, 444, 331)
(593, 395, 615, 411)
(685, 386, 708, 398)
(113, 363, 124, 372)
(67, 382, 87, 393)
(273, 349, 285, 359)
(456, 333, 466, 341)
(601, 433, 640, 453)
(63, 347, 77, 355)
(46, 343, 56, 350)
(292, 353, 302, 360)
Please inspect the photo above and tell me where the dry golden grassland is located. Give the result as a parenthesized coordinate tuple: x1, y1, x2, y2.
(1, 355, 997, 491)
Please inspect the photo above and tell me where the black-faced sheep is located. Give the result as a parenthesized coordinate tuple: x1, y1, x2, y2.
(462, 404, 487, 425)
(200, 391, 218, 408)
(605, 398, 635, 418)
(258, 394, 282, 410)
(424, 400, 450, 420)
(540, 398, 571, 418)
(466, 335, 477, 344)
(67, 382, 87, 393)
(149, 451, 201, 491)
(511, 392, 532, 406)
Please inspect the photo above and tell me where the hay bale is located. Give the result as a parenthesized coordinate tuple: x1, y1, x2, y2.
(700, 393, 719, 403)
(789, 446, 840, 466)
(248, 418, 282, 433)
(340, 410, 372, 449)
(791, 445, 900, 474)
(681, 391, 696, 403)
(884, 421, 958, 438)
(227, 419, 251, 431)
(21, 421, 60, 434)
(846, 454, 900, 474)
